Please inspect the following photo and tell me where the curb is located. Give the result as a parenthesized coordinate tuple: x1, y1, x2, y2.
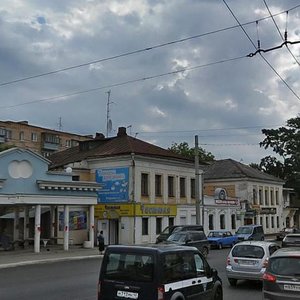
(0, 254, 101, 269)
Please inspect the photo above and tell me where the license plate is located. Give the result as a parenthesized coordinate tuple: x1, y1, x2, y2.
(284, 284, 300, 291)
(117, 290, 138, 299)
(239, 260, 257, 265)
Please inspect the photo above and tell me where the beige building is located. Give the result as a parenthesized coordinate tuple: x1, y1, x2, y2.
(0, 120, 92, 157)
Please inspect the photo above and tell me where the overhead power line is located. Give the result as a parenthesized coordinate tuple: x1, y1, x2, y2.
(0, 3, 299, 88)
(263, 0, 300, 66)
(222, 0, 300, 102)
(0, 55, 246, 109)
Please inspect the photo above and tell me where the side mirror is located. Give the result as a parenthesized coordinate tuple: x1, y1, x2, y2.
(208, 267, 218, 277)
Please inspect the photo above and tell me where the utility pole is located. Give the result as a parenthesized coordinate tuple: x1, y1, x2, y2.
(195, 135, 201, 225)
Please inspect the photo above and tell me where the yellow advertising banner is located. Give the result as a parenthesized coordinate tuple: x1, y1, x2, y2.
(94, 203, 177, 218)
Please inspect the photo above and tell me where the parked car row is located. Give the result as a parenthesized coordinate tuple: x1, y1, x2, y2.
(97, 224, 300, 300)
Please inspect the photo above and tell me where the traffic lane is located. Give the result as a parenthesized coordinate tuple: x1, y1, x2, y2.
(0, 258, 101, 300)
(207, 247, 263, 300)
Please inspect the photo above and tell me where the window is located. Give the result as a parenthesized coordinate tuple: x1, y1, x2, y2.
(259, 189, 263, 205)
(270, 189, 274, 205)
(31, 132, 38, 141)
(276, 216, 279, 228)
(0, 128, 5, 136)
(155, 175, 162, 197)
(265, 189, 269, 205)
(141, 173, 149, 196)
(180, 177, 186, 197)
(168, 176, 175, 197)
(209, 214, 214, 230)
(266, 216, 269, 229)
(5, 129, 12, 140)
(271, 216, 274, 228)
(19, 131, 24, 141)
(253, 188, 257, 205)
(156, 218, 162, 234)
(190, 178, 195, 199)
(142, 218, 149, 235)
(72, 175, 80, 181)
(231, 214, 236, 230)
(220, 214, 225, 229)
(65, 140, 71, 147)
(275, 190, 279, 205)
(260, 217, 263, 226)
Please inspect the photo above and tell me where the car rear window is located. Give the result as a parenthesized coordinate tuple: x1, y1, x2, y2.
(236, 227, 252, 234)
(102, 253, 154, 282)
(168, 233, 186, 242)
(285, 235, 300, 242)
(269, 257, 300, 276)
(232, 245, 264, 258)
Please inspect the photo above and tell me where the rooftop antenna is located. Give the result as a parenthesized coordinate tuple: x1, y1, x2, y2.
(127, 125, 132, 135)
(106, 90, 113, 137)
(58, 117, 63, 131)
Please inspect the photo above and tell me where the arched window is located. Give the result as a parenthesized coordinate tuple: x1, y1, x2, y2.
(220, 214, 225, 229)
(231, 214, 236, 230)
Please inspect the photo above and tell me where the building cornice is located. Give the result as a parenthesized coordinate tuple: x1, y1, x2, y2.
(36, 180, 101, 192)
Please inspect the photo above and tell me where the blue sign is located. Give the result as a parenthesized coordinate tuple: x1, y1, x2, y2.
(96, 167, 129, 203)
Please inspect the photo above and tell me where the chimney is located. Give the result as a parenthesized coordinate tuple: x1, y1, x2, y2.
(95, 132, 105, 140)
(117, 127, 127, 137)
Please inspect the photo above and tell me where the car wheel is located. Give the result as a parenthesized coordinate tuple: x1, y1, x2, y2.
(212, 285, 223, 300)
(202, 247, 208, 258)
(228, 278, 237, 286)
(218, 243, 222, 249)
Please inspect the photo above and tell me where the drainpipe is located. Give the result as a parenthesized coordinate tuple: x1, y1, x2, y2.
(131, 153, 136, 245)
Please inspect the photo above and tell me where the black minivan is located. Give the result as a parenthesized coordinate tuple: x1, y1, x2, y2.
(98, 244, 222, 300)
(156, 225, 204, 243)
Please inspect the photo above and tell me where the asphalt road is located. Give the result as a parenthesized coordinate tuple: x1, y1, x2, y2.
(0, 248, 263, 300)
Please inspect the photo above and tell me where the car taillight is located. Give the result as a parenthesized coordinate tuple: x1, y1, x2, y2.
(158, 286, 165, 300)
(263, 272, 276, 282)
(226, 256, 231, 265)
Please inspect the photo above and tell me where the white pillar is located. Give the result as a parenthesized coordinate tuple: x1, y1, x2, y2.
(34, 205, 41, 253)
(89, 205, 95, 248)
(64, 205, 69, 251)
(24, 206, 29, 241)
(13, 207, 20, 241)
(50, 206, 56, 238)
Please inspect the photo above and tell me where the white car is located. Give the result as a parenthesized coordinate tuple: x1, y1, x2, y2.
(226, 241, 280, 286)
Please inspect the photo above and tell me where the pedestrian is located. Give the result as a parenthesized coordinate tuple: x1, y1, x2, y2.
(97, 230, 105, 254)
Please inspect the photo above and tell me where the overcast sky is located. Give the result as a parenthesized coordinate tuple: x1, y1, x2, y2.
(1, 0, 300, 164)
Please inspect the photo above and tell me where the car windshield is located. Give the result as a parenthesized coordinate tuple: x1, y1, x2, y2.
(167, 233, 186, 243)
(269, 257, 300, 276)
(103, 253, 154, 282)
(232, 245, 264, 258)
(236, 227, 252, 234)
(208, 232, 224, 238)
(285, 235, 300, 242)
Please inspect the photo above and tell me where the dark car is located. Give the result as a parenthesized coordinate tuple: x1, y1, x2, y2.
(263, 247, 300, 299)
(98, 244, 223, 300)
(282, 233, 300, 247)
(156, 224, 204, 243)
(276, 227, 299, 241)
(166, 230, 210, 257)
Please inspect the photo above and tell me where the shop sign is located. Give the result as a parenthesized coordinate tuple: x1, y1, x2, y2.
(96, 167, 129, 203)
(95, 204, 134, 218)
(136, 204, 177, 216)
(260, 207, 277, 215)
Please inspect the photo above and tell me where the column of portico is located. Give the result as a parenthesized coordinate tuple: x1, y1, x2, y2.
(89, 205, 95, 247)
(64, 205, 69, 251)
(23, 206, 29, 241)
(34, 205, 41, 253)
(13, 207, 20, 241)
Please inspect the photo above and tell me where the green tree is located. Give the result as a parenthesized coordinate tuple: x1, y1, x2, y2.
(0, 144, 15, 152)
(168, 142, 215, 162)
(259, 116, 300, 193)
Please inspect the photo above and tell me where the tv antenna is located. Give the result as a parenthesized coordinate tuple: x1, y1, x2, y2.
(106, 90, 113, 137)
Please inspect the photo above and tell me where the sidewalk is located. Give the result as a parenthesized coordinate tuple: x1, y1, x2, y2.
(0, 244, 101, 269)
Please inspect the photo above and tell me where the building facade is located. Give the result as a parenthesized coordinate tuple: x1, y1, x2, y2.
(0, 120, 91, 157)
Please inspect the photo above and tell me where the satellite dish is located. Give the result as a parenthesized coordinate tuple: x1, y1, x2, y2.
(65, 167, 73, 173)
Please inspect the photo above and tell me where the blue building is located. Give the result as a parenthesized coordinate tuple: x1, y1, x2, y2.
(0, 148, 100, 252)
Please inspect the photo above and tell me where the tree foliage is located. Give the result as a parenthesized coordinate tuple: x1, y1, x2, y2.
(168, 142, 215, 162)
(259, 116, 300, 192)
(0, 144, 15, 152)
